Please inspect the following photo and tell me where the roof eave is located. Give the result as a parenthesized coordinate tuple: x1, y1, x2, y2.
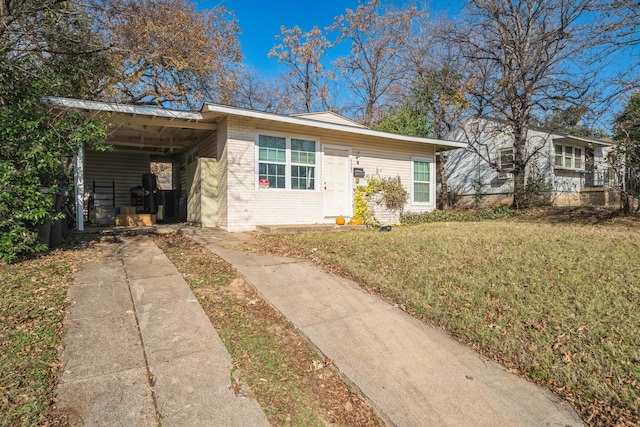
(202, 103, 467, 150)
(45, 97, 205, 121)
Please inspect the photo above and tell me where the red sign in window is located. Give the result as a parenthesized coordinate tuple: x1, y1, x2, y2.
(258, 178, 270, 189)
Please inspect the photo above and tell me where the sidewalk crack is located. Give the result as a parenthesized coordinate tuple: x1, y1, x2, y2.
(119, 246, 163, 426)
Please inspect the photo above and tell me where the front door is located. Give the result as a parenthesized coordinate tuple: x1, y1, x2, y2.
(323, 146, 351, 218)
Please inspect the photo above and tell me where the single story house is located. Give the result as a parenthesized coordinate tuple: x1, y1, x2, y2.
(49, 98, 466, 232)
(445, 118, 618, 207)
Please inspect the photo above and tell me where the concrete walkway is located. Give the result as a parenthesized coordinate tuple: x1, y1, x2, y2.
(183, 227, 584, 427)
(55, 234, 269, 426)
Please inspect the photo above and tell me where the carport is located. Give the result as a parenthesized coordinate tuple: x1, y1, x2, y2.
(47, 98, 218, 231)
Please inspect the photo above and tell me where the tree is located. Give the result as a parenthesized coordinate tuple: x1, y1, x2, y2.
(373, 102, 433, 136)
(269, 25, 333, 113)
(1, 0, 111, 98)
(331, 0, 424, 125)
(92, 0, 241, 109)
(232, 69, 296, 114)
(538, 105, 609, 138)
(611, 91, 640, 213)
(447, 0, 600, 208)
(1, 0, 110, 262)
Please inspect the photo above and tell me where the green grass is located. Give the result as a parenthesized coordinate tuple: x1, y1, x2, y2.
(255, 220, 640, 426)
(218, 313, 323, 426)
(0, 254, 72, 427)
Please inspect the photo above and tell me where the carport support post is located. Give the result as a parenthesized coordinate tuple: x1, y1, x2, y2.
(74, 143, 84, 231)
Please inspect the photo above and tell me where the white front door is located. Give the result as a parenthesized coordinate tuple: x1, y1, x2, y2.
(323, 146, 351, 218)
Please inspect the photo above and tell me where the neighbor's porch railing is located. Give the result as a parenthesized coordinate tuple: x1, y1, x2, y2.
(583, 167, 621, 189)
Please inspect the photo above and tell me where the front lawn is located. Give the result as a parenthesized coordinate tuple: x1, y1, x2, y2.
(253, 219, 640, 426)
(0, 252, 73, 427)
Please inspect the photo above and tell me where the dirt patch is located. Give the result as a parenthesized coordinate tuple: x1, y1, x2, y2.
(153, 232, 385, 427)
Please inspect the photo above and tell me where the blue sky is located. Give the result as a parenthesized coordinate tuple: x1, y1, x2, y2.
(198, 0, 634, 129)
(201, 0, 464, 77)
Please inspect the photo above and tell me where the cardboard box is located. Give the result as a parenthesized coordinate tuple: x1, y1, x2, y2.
(121, 206, 137, 215)
(115, 214, 156, 226)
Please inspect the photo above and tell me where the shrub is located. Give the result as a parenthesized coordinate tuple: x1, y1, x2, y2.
(0, 66, 107, 263)
(354, 176, 408, 226)
(401, 205, 518, 225)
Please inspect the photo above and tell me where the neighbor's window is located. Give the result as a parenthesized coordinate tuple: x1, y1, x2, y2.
(412, 158, 432, 204)
(256, 134, 317, 190)
(555, 144, 583, 170)
(499, 148, 514, 171)
(258, 135, 286, 189)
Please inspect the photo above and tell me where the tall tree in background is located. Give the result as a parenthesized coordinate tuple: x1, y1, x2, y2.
(447, 0, 600, 209)
(232, 69, 295, 114)
(599, 1, 640, 95)
(375, 12, 468, 208)
(92, 0, 241, 109)
(538, 105, 609, 138)
(269, 25, 333, 113)
(331, 0, 424, 125)
(1, 0, 111, 97)
(611, 91, 640, 213)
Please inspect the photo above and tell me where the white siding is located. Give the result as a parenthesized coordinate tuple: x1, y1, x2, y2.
(446, 120, 618, 208)
(85, 149, 151, 209)
(217, 117, 229, 229)
(220, 117, 437, 231)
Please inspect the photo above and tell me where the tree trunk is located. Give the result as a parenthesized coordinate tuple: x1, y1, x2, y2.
(436, 152, 449, 209)
(511, 128, 528, 209)
(622, 170, 631, 214)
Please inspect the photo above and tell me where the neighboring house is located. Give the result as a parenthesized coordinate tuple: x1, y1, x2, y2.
(49, 98, 466, 232)
(445, 118, 619, 208)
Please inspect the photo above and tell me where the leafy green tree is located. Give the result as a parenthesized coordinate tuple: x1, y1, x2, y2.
(612, 91, 640, 214)
(538, 105, 609, 139)
(0, 64, 108, 263)
(372, 102, 433, 136)
(1, 0, 110, 262)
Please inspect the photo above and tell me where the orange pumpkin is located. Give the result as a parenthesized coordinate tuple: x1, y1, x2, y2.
(336, 216, 346, 225)
(348, 217, 363, 225)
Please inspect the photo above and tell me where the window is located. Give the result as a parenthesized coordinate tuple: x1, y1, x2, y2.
(258, 135, 286, 188)
(257, 134, 317, 190)
(291, 139, 316, 190)
(555, 144, 583, 170)
(412, 158, 432, 204)
(499, 148, 514, 172)
(150, 161, 173, 190)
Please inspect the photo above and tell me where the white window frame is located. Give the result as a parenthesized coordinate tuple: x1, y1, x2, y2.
(554, 144, 584, 171)
(411, 156, 434, 206)
(499, 148, 514, 171)
(255, 132, 319, 191)
(498, 148, 514, 179)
